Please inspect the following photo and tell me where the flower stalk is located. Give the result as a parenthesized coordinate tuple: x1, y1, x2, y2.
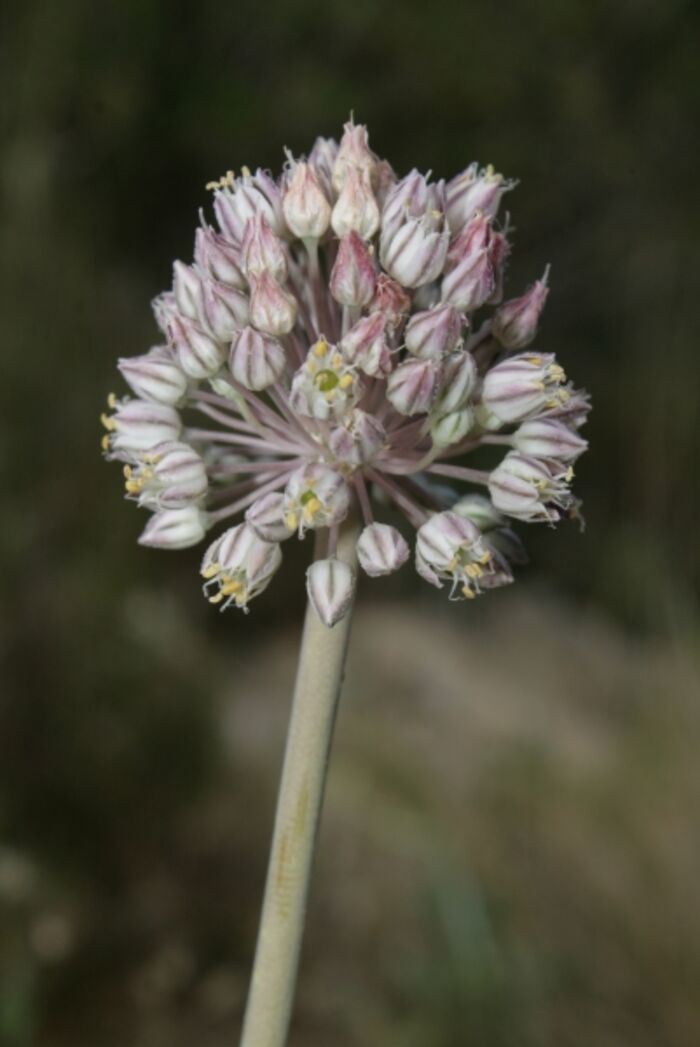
(239, 517, 359, 1047)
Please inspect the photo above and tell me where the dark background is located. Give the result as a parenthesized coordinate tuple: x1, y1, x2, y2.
(2, 2, 699, 1045)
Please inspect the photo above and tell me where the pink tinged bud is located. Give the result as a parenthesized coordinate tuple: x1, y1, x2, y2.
(380, 170, 431, 243)
(405, 303, 463, 359)
(452, 494, 505, 532)
(511, 418, 588, 461)
(306, 557, 356, 628)
(107, 399, 182, 454)
(445, 164, 514, 232)
(127, 440, 208, 509)
(197, 280, 249, 342)
(229, 326, 286, 391)
(415, 511, 493, 599)
(330, 232, 377, 307)
(488, 452, 575, 523)
(283, 463, 350, 535)
(380, 214, 449, 289)
(249, 271, 298, 336)
(118, 350, 188, 406)
(200, 522, 282, 610)
(282, 162, 331, 241)
(357, 523, 409, 577)
(168, 314, 226, 379)
(138, 506, 208, 550)
(445, 211, 493, 271)
(245, 492, 294, 542)
(430, 407, 473, 449)
(328, 409, 386, 466)
(374, 159, 398, 209)
(481, 352, 567, 424)
(340, 312, 392, 377)
(307, 136, 339, 197)
(173, 262, 203, 320)
(331, 166, 380, 240)
(441, 247, 495, 312)
(213, 170, 287, 244)
(370, 274, 412, 326)
(486, 232, 511, 305)
(492, 269, 550, 350)
(194, 226, 246, 289)
(332, 120, 378, 192)
(152, 292, 178, 336)
(433, 350, 477, 414)
(241, 213, 288, 282)
(386, 357, 441, 416)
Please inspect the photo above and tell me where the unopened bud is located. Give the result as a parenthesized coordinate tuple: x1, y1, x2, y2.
(194, 226, 246, 289)
(405, 303, 463, 359)
(330, 232, 377, 307)
(445, 163, 514, 232)
(386, 357, 441, 416)
(340, 313, 392, 377)
(249, 271, 298, 336)
(357, 523, 409, 577)
(198, 280, 249, 342)
(511, 418, 588, 461)
(168, 314, 226, 379)
(481, 352, 567, 424)
(492, 269, 549, 349)
(229, 326, 286, 391)
(441, 247, 494, 312)
(103, 399, 182, 455)
(328, 408, 386, 466)
(307, 137, 339, 197)
(245, 492, 294, 542)
(331, 167, 380, 240)
(451, 494, 505, 532)
(118, 349, 187, 406)
(433, 350, 477, 414)
(173, 262, 203, 320)
(370, 275, 411, 327)
(242, 213, 288, 282)
(430, 407, 473, 448)
(139, 506, 207, 549)
(306, 557, 356, 627)
(332, 120, 377, 192)
(282, 162, 331, 241)
(380, 213, 448, 289)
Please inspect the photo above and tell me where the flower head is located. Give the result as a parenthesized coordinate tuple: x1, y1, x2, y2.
(103, 122, 590, 624)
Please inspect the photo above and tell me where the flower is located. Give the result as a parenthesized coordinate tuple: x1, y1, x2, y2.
(103, 120, 590, 624)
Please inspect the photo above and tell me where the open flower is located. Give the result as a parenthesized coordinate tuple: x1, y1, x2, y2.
(103, 120, 590, 624)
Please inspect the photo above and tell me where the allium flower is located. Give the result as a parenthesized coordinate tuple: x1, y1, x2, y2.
(102, 119, 590, 626)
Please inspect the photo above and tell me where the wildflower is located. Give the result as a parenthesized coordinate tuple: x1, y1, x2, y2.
(103, 121, 589, 624)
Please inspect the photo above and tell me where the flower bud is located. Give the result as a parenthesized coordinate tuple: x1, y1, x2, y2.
(357, 523, 409, 577)
(241, 213, 288, 282)
(331, 167, 380, 240)
(283, 463, 350, 535)
(229, 326, 286, 391)
(173, 261, 204, 321)
(380, 170, 432, 244)
(194, 226, 246, 289)
(430, 407, 473, 448)
(441, 247, 494, 312)
(487, 231, 511, 305)
(282, 161, 331, 241)
(340, 312, 392, 377)
(488, 452, 574, 523)
(102, 398, 181, 455)
(386, 358, 441, 416)
(452, 494, 505, 532)
(541, 386, 591, 429)
(200, 522, 282, 609)
(124, 441, 208, 509)
(445, 163, 514, 232)
(492, 269, 549, 349)
(249, 271, 298, 336)
(289, 340, 361, 421)
(405, 304, 463, 359)
(445, 211, 492, 271)
(329, 232, 377, 307)
(306, 557, 356, 627)
(370, 275, 412, 328)
(138, 506, 207, 549)
(245, 492, 294, 542)
(213, 169, 287, 244)
(328, 408, 386, 466)
(512, 418, 588, 461)
(308, 136, 339, 197)
(152, 291, 178, 336)
(332, 120, 378, 192)
(481, 352, 567, 424)
(380, 212, 449, 289)
(433, 350, 477, 414)
(197, 280, 249, 342)
(168, 314, 226, 379)
(415, 511, 493, 598)
(118, 349, 188, 406)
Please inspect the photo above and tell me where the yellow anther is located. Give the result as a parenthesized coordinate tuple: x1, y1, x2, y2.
(285, 512, 299, 532)
(205, 169, 235, 191)
(314, 339, 328, 357)
(100, 412, 117, 431)
(201, 562, 221, 580)
(330, 352, 343, 369)
(430, 208, 443, 219)
(478, 550, 492, 564)
(125, 479, 142, 494)
(558, 389, 570, 403)
(302, 496, 322, 519)
(447, 556, 459, 573)
(123, 464, 132, 478)
(220, 579, 243, 596)
(465, 563, 483, 580)
(461, 585, 477, 599)
(101, 434, 111, 451)
(325, 388, 336, 401)
(533, 381, 546, 392)
(107, 392, 118, 409)
(142, 452, 161, 464)
(548, 364, 566, 383)
(241, 165, 251, 178)
(338, 374, 353, 390)
(526, 354, 543, 366)
(565, 467, 574, 482)
(208, 592, 225, 604)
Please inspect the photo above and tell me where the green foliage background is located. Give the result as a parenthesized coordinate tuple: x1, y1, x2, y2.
(1, 2, 699, 1045)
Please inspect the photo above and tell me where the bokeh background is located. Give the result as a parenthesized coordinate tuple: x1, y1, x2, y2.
(2, 1, 699, 1044)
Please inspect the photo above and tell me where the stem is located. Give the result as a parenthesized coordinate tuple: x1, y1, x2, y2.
(239, 519, 359, 1047)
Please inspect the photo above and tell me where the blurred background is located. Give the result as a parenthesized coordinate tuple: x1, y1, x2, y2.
(2, 0, 699, 1044)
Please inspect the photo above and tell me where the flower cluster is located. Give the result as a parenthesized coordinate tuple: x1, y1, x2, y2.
(102, 121, 589, 626)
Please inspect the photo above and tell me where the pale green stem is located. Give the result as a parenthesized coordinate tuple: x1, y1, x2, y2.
(239, 518, 360, 1047)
